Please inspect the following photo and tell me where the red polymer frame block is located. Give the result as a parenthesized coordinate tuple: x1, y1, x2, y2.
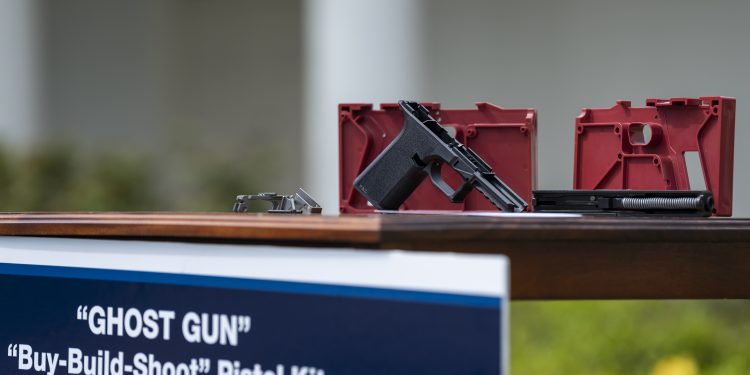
(339, 102, 537, 213)
(574, 97, 736, 216)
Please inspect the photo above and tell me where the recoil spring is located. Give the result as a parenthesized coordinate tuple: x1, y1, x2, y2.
(617, 196, 704, 210)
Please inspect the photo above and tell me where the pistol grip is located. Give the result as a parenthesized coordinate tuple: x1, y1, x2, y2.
(353, 142, 428, 210)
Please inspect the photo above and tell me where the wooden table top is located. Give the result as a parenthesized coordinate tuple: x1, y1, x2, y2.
(1, 212, 748, 300)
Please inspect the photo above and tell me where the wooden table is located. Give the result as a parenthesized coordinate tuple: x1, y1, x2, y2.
(0, 212, 748, 300)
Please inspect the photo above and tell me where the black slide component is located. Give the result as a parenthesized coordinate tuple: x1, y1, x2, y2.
(533, 190, 714, 216)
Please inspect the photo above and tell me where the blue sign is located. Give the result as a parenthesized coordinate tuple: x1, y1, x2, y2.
(0, 237, 508, 375)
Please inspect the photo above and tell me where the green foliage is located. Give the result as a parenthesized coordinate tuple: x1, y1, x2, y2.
(512, 300, 750, 375)
(0, 143, 265, 212)
(190, 158, 268, 212)
(0, 144, 162, 211)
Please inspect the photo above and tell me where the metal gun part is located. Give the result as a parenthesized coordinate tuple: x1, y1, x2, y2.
(532, 190, 713, 216)
(233, 188, 322, 214)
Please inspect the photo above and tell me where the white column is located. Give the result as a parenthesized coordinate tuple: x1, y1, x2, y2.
(0, 0, 40, 147)
(303, 0, 426, 214)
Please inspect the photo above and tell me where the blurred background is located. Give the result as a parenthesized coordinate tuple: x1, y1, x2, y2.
(1, 0, 749, 374)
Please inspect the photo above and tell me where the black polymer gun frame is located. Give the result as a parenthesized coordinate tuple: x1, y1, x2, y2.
(353, 101, 528, 212)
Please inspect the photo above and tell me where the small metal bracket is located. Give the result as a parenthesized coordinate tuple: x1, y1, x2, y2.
(233, 188, 322, 214)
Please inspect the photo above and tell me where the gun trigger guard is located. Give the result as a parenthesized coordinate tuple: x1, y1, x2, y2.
(428, 162, 472, 203)
(427, 162, 455, 198)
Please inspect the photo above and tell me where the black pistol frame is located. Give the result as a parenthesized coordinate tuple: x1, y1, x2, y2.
(353, 101, 527, 212)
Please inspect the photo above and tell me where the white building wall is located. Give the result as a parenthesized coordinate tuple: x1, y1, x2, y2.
(303, 0, 427, 214)
(0, 0, 41, 148)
